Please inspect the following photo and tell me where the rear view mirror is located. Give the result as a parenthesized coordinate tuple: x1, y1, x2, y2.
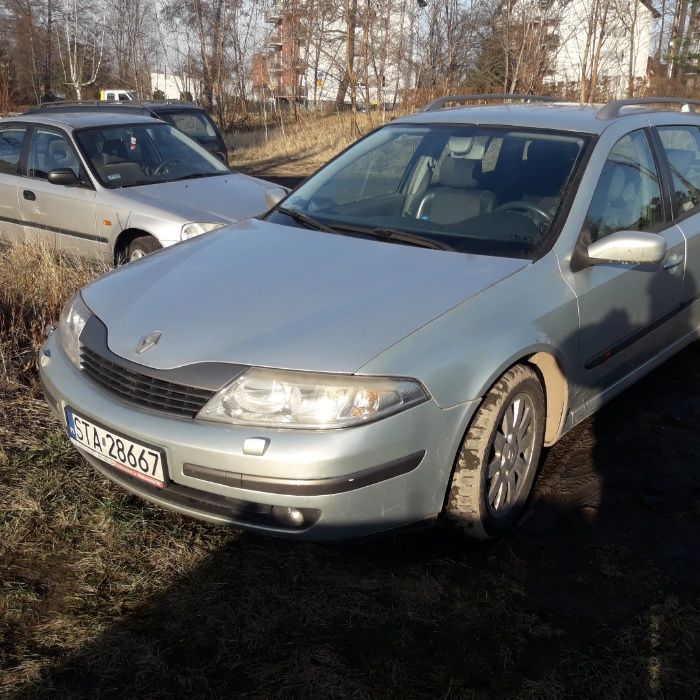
(48, 168, 82, 187)
(586, 230, 667, 266)
(265, 187, 287, 209)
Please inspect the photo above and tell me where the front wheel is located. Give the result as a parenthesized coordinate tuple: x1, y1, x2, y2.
(127, 235, 161, 263)
(444, 364, 545, 539)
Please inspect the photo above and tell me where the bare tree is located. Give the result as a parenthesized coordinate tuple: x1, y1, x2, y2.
(106, 0, 160, 96)
(334, 0, 358, 109)
(489, 0, 564, 94)
(55, 0, 105, 99)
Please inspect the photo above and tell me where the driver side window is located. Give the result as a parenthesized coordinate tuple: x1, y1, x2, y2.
(585, 130, 663, 242)
(27, 129, 83, 181)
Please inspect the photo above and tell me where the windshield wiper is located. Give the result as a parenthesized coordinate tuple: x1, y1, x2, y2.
(171, 173, 210, 182)
(326, 222, 453, 251)
(277, 206, 329, 231)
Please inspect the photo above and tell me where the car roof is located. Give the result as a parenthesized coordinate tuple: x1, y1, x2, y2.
(397, 99, 700, 135)
(2, 112, 164, 129)
(395, 103, 612, 134)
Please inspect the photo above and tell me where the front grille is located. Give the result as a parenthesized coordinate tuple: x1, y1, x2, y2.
(80, 345, 215, 417)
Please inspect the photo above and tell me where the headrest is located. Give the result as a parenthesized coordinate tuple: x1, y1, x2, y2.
(447, 135, 485, 160)
(439, 156, 481, 189)
(665, 148, 695, 175)
(49, 140, 70, 161)
(599, 163, 628, 200)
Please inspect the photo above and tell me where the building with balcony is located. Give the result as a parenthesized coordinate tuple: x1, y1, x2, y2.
(252, 1, 421, 107)
(499, 0, 659, 97)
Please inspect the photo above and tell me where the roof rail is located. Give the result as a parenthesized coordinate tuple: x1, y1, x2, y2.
(37, 100, 104, 108)
(34, 99, 196, 110)
(421, 94, 561, 112)
(596, 97, 700, 120)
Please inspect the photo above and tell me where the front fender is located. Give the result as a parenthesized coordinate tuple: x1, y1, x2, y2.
(357, 253, 580, 412)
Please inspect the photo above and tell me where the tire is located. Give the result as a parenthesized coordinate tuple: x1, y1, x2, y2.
(127, 235, 161, 263)
(444, 364, 545, 540)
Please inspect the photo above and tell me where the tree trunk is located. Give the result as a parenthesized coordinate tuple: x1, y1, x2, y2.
(335, 0, 357, 109)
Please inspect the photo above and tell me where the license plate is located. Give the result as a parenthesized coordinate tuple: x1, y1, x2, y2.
(66, 408, 167, 488)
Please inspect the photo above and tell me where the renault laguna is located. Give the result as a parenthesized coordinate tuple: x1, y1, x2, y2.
(39, 95, 700, 540)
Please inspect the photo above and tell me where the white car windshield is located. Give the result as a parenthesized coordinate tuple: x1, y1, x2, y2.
(273, 124, 588, 258)
(74, 123, 229, 189)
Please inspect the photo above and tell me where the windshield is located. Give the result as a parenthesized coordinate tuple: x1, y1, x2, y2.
(270, 124, 587, 258)
(74, 122, 229, 188)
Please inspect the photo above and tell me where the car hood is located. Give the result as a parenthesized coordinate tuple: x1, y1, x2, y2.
(82, 219, 529, 374)
(122, 172, 275, 223)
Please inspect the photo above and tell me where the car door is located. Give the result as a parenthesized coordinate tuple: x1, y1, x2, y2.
(0, 124, 28, 244)
(653, 123, 700, 329)
(568, 128, 686, 410)
(18, 125, 101, 258)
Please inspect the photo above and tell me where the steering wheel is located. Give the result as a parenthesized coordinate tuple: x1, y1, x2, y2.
(494, 200, 552, 225)
(153, 158, 181, 176)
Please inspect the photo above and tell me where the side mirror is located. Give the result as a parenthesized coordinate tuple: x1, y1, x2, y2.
(48, 168, 82, 187)
(265, 187, 288, 209)
(587, 230, 667, 266)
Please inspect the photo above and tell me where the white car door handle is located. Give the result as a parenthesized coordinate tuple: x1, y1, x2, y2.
(663, 252, 684, 270)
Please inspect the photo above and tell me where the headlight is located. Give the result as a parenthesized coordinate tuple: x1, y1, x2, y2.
(180, 222, 225, 240)
(58, 292, 91, 367)
(198, 368, 429, 429)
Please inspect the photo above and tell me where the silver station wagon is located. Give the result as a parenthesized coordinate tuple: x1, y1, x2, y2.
(0, 112, 278, 263)
(39, 95, 700, 540)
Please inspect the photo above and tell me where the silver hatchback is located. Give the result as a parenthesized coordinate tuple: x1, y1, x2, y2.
(0, 112, 279, 263)
(39, 96, 700, 540)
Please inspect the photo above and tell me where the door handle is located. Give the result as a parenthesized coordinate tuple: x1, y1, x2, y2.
(663, 252, 684, 270)
(23, 190, 36, 201)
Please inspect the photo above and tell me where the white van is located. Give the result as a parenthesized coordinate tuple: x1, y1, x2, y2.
(100, 89, 139, 102)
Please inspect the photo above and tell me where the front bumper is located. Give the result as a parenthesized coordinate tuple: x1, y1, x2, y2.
(39, 334, 478, 540)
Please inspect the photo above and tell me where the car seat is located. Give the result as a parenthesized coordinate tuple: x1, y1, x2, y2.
(415, 136, 495, 224)
(101, 138, 128, 163)
(45, 139, 79, 178)
(586, 161, 643, 239)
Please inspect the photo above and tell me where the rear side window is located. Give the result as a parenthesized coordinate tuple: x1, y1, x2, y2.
(164, 112, 217, 140)
(657, 126, 700, 217)
(0, 126, 26, 175)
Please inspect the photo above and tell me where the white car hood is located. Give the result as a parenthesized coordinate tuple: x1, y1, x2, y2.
(122, 172, 276, 222)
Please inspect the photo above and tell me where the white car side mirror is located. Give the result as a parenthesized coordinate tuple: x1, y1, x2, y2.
(265, 187, 288, 210)
(587, 230, 667, 266)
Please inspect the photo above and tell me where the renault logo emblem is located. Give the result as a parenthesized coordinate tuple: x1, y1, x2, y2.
(135, 331, 162, 354)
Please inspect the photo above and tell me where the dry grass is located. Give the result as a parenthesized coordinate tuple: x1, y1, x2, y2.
(0, 243, 107, 384)
(228, 111, 401, 177)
